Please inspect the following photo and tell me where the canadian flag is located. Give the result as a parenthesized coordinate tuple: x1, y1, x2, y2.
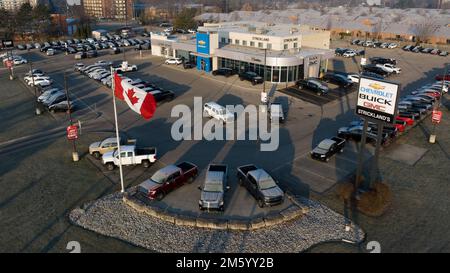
(113, 73, 157, 120)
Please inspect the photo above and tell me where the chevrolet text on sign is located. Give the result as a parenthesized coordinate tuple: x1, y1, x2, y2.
(356, 77, 399, 123)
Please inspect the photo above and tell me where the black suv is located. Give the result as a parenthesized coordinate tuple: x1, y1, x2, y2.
(183, 62, 195, 69)
(322, 73, 353, 88)
(296, 78, 329, 96)
(239, 71, 264, 85)
(212, 68, 236, 77)
(369, 57, 397, 65)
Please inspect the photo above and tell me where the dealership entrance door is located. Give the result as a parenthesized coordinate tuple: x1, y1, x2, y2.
(197, 56, 211, 72)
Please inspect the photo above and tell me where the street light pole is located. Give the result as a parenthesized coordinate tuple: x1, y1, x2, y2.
(64, 71, 79, 162)
(29, 61, 41, 115)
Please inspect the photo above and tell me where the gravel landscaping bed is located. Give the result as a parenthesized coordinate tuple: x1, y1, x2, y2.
(69, 192, 365, 253)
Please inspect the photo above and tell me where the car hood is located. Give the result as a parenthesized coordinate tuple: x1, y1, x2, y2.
(260, 186, 284, 199)
(200, 191, 223, 202)
(312, 147, 327, 155)
(338, 127, 349, 133)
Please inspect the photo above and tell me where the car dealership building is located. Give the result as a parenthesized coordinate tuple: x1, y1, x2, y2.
(151, 21, 334, 83)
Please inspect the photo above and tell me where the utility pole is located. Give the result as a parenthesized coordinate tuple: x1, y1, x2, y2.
(354, 119, 369, 193)
(64, 71, 79, 162)
(29, 62, 41, 115)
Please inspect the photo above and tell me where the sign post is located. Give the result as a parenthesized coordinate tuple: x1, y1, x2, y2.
(354, 76, 400, 190)
(64, 71, 79, 161)
(429, 66, 447, 144)
(2, 39, 14, 80)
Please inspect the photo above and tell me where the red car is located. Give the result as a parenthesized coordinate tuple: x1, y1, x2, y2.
(138, 162, 198, 200)
(394, 120, 406, 132)
(435, 75, 450, 81)
(396, 116, 414, 126)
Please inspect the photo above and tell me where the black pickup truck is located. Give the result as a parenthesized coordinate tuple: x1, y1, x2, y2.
(236, 164, 284, 208)
(310, 137, 346, 162)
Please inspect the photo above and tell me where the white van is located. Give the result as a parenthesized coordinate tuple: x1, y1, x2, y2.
(203, 102, 234, 123)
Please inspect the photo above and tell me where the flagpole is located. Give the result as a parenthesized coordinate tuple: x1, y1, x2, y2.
(111, 67, 125, 193)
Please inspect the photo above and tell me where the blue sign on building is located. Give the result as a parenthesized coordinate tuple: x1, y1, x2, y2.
(196, 32, 211, 72)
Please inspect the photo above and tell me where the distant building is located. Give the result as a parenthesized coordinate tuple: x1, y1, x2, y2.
(82, 0, 134, 20)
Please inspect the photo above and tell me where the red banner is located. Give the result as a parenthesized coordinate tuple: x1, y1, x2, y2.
(432, 110, 442, 124)
(67, 125, 78, 140)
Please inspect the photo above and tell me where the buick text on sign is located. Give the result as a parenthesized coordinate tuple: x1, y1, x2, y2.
(356, 77, 399, 123)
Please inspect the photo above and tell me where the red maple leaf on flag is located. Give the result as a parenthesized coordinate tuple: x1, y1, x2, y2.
(126, 88, 139, 105)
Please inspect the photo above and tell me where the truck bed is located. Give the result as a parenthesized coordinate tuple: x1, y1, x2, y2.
(237, 164, 257, 176)
(177, 161, 197, 173)
(208, 164, 227, 173)
(330, 137, 345, 146)
(135, 147, 156, 156)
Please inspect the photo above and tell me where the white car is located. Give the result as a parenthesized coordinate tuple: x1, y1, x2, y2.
(38, 89, 63, 102)
(13, 58, 27, 65)
(24, 74, 46, 82)
(93, 71, 110, 81)
(388, 43, 398, 49)
(375, 63, 401, 74)
(203, 102, 234, 123)
(26, 76, 51, 85)
(95, 60, 112, 66)
(165, 58, 183, 65)
(32, 78, 52, 87)
(347, 74, 360, 83)
(343, 51, 356, 58)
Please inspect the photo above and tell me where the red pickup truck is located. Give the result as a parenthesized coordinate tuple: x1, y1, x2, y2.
(138, 162, 198, 200)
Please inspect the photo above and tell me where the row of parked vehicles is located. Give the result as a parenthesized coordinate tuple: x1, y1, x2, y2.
(88, 136, 285, 210)
(23, 69, 75, 113)
(350, 39, 398, 49)
(336, 79, 448, 148)
(1, 53, 28, 66)
(402, 45, 448, 56)
(335, 48, 365, 58)
(76, 61, 176, 104)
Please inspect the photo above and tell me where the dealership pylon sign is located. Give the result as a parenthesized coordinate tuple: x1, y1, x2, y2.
(356, 77, 400, 124)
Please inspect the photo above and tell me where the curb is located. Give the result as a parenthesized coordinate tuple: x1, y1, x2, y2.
(122, 193, 306, 231)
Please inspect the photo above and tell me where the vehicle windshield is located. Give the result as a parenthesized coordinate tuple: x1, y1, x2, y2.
(150, 171, 166, 184)
(317, 140, 333, 150)
(203, 183, 223, 192)
(258, 176, 277, 190)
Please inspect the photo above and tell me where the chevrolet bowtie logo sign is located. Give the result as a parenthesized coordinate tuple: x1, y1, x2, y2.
(198, 40, 206, 46)
(369, 83, 385, 90)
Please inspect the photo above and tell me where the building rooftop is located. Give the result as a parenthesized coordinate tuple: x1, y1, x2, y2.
(217, 44, 333, 59)
(196, 7, 450, 38)
(200, 21, 324, 37)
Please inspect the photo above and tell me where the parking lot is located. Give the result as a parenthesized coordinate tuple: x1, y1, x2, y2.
(1, 39, 449, 252)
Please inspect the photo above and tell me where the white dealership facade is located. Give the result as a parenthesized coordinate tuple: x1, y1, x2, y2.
(151, 21, 334, 83)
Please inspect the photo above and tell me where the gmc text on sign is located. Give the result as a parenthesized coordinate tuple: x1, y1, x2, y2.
(356, 77, 400, 123)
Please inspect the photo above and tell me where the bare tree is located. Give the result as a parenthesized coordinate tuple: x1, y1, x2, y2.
(325, 15, 333, 30)
(413, 18, 436, 44)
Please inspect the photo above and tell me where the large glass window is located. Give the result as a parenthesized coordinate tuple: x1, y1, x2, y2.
(293, 42, 298, 48)
(250, 41, 255, 47)
(242, 40, 247, 46)
(283, 44, 288, 50)
(272, 67, 280, 82)
(267, 43, 272, 49)
(280, 67, 287, 82)
(265, 66, 271, 81)
(288, 66, 295, 82)
(221, 37, 226, 43)
(258, 42, 263, 48)
(235, 39, 240, 45)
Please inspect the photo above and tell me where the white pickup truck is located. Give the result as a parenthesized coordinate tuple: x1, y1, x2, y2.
(112, 61, 137, 73)
(102, 145, 157, 171)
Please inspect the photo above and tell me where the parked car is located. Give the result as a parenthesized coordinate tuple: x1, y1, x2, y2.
(362, 64, 390, 77)
(310, 137, 346, 162)
(102, 145, 157, 170)
(198, 164, 229, 211)
(203, 101, 234, 123)
(236, 164, 284, 208)
(183, 62, 195, 69)
(421, 48, 433, 54)
(86, 50, 98, 58)
(296, 78, 329, 96)
(369, 57, 397, 65)
(74, 52, 86, 60)
(48, 101, 74, 113)
(41, 92, 66, 107)
(212, 68, 236, 77)
(37, 88, 62, 102)
(137, 162, 198, 200)
(164, 58, 183, 65)
(439, 51, 448, 57)
(322, 73, 353, 88)
(113, 61, 137, 73)
(268, 102, 285, 123)
(361, 71, 385, 79)
(387, 43, 398, 49)
(402, 45, 413, 51)
(375, 63, 401, 74)
(89, 137, 135, 159)
(347, 73, 360, 83)
(110, 47, 121, 54)
(396, 116, 414, 125)
(239, 71, 264, 85)
(149, 90, 175, 103)
(74, 63, 85, 71)
(46, 48, 55, 56)
(435, 74, 450, 81)
(343, 50, 356, 58)
(337, 125, 372, 142)
(13, 57, 27, 65)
